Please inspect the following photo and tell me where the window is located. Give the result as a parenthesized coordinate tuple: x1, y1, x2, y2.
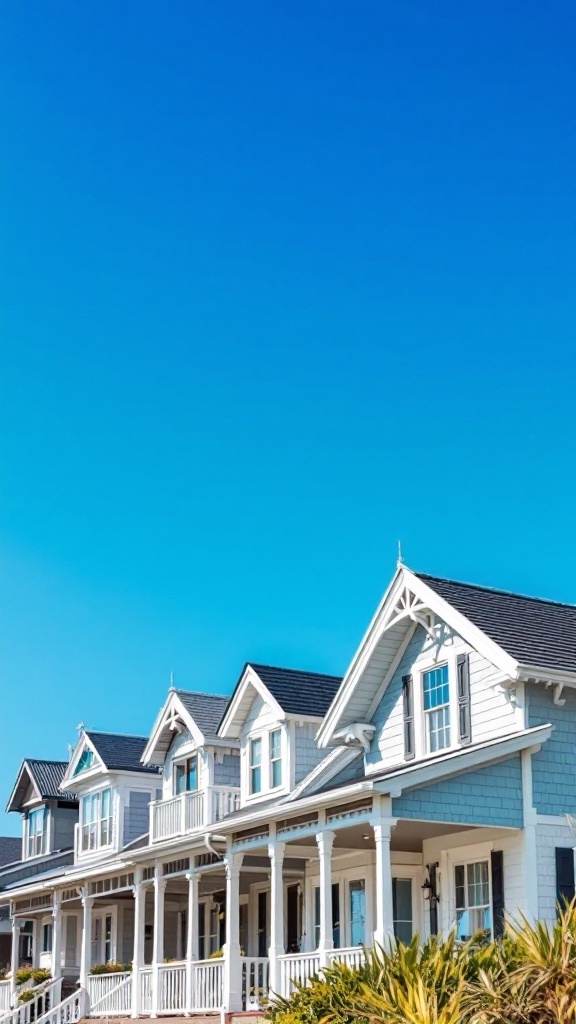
(41, 923, 53, 954)
(81, 789, 113, 851)
(249, 737, 262, 794)
(270, 729, 282, 788)
(349, 880, 366, 946)
(455, 861, 491, 940)
(175, 755, 198, 795)
(423, 665, 451, 752)
(392, 878, 413, 944)
(27, 807, 47, 858)
(74, 749, 94, 776)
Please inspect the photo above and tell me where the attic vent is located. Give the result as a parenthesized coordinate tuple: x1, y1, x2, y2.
(143, 866, 155, 881)
(163, 858, 190, 876)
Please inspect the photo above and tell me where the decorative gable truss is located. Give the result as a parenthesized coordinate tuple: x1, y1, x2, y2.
(317, 566, 528, 751)
(142, 691, 207, 766)
(60, 734, 104, 791)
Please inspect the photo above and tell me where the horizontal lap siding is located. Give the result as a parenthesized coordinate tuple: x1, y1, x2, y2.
(536, 822, 575, 924)
(366, 627, 428, 770)
(392, 756, 523, 827)
(468, 652, 517, 743)
(528, 683, 576, 815)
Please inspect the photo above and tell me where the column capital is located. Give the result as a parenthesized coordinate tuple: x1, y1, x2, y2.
(316, 829, 336, 853)
(268, 840, 286, 863)
(81, 893, 95, 910)
(225, 852, 243, 881)
(153, 876, 167, 892)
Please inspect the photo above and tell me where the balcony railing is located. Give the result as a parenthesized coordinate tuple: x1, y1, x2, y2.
(150, 786, 241, 842)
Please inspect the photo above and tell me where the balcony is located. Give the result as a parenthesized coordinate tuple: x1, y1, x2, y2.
(149, 786, 241, 843)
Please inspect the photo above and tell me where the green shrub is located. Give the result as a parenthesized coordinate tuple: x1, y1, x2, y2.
(30, 968, 51, 985)
(90, 961, 128, 974)
(15, 968, 32, 985)
(18, 990, 35, 1004)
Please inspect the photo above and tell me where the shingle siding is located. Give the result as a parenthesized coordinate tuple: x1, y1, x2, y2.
(294, 724, 326, 785)
(123, 791, 152, 845)
(52, 807, 77, 851)
(392, 755, 523, 827)
(214, 754, 240, 787)
(527, 683, 576, 815)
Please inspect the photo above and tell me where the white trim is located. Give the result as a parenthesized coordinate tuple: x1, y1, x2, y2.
(289, 747, 361, 801)
(141, 692, 206, 765)
(60, 734, 103, 790)
(219, 666, 285, 740)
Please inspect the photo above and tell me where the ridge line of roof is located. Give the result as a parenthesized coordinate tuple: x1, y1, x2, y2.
(175, 689, 229, 700)
(415, 571, 576, 611)
(250, 662, 342, 679)
(85, 730, 150, 741)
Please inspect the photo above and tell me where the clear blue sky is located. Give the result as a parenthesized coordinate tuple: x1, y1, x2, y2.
(1, 1, 575, 834)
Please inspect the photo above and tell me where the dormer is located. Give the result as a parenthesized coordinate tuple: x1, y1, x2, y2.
(60, 730, 161, 864)
(142, 688, 239, 842)
(218, 663, 342, 806)
(6, 760, 78, 861)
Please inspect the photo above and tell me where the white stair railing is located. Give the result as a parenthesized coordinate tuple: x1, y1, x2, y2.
(0, 980, 62, 1024)
(87, 973, 132, 1016)
(34, 988, 87, 1024)
(0, 982, 11, 1015)
(241, 957, 269, 1010)
(138, 968, 152, 1014)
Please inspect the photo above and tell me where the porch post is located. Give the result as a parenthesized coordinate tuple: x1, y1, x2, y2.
(372, 819, 394, 948)
(51, 892, 63, 979)
(185, 871, 199, 1012)
(223, 849, 243, 1013)
(9, 916, 20, 1002)
(316, 830, 335, 967)
(79, 892, 94, 989)
(268, 840, 286, 996)
(151, 873, 166, 1018)
(131, 869, 146, 1018)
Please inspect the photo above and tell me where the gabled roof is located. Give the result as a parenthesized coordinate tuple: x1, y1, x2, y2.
(86, 732, 161, 774)
(6, 760, 77, 813)
(0, 838, 21, 868)
(416, 573, 576, 673)
(142, 689, 233, 765)
(219, 663, 342, 739)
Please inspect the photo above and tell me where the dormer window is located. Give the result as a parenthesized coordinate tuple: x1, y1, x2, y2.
(74, 749, 94, 776)
(27, 807, 47, 858)
(81, 788, 112, 852)
(270, 729, 282, 788)
(175, 755, 198, 795)
(423, 665, 451, 753)
(249, 738, 262, 794)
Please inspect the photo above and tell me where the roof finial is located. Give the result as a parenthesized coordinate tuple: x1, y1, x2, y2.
(169, 670, 175, 692)
(397, 540, 403, 568)
(76, 721, 85, 735)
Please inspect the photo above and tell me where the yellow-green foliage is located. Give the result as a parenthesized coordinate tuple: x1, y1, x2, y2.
(267, 900, 576, 1024)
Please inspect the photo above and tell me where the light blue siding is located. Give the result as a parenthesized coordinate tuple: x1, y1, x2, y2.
(527, 683, 576, 815)
(392, 755, 523, 827)
(214, 753, 240, 786)
(367, 627, 429, 769)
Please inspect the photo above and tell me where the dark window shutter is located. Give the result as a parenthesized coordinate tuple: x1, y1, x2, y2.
(457, 653, 471, 745)
(429, 862, 438, 935)
(556, 848, 575, 910)
(491, 850, 505, 938)
(402, 674, 415, 760)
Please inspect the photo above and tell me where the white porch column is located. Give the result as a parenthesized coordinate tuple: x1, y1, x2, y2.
(316, 830, 335, 967)
(131, 870, 146, 1018)
(223, 850, 243, 1013)
(521, 749, 539, 922)
(51, 892, 63, 980)
(9, 916, 20, 1002)
(268, 841, 286, 995)
(79, 892, 94, 989)
(372, 819, 394, 949)
(151, 873, 166, 1018)
(185, 871, 199, 1012)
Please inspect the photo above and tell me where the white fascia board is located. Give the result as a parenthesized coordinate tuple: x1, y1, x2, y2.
(317, 567, 405, 747)
(214, 779, 375, 834)
(141, 692, 204, 765)
(406, 570, 520, 679)
(218, 665, 285, 739)
(371, 724, 553, 797)
(60, 733, 102, 790)
(5, 857, 138, 899)
(517, 664, 576, 687)
(288, 746, 361, 802)
(5, 762, 42, 814)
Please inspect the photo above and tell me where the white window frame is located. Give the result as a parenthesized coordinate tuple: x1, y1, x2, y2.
(410, 650, 469, 761)
(249, 735, 263, 795)
(422, 662, 451, 754)
(443, 840, 495, 939)
(27, 806, 47, 859)
(454, 857, 492, 941)
(174, 753, 199, 796)
(269, 728, 283, 790)
(80, 788, 114, 853)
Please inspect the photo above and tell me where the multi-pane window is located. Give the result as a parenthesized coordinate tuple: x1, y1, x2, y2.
(74, 749, 94, 776)
(392, 878, 413, 944)
(423, 665, 451, 752)
(455, 861, 492, 940)
(250, 738, 262, 794)
(270, 729, 282, 788)
(41, 923, 53, 954)
(175, 755, 198, 795)
(81, 788, 113, 851)
(27, 807, 47, 858)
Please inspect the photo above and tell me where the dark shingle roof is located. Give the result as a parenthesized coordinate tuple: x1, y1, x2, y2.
(25, 760, 76, 802)
(0, 837, 21, 868)
(250, 664, 342, 718)
(416, 573, 576, 673)
(176, 691, 230, 739)
(86, 732, 161, 774)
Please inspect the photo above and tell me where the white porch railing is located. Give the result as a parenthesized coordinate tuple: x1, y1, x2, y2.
(139, 968, 153, 1014)
(330, 946, 366, 970)
(278, 952, 321, 997)
(241, 957, 269, 1010)
(0, 980, 63, 1024)
(191, 959, 223, 1013)
(150, 786, 240, 842)
(0, 982, 11, 1014)
(158, 963, 186, 1013)
(87, 972, 132, 1016)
